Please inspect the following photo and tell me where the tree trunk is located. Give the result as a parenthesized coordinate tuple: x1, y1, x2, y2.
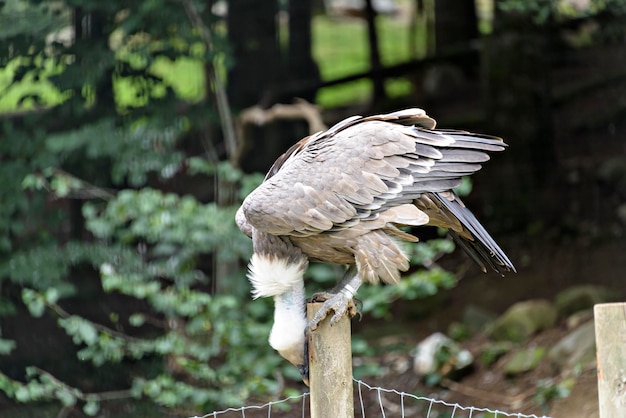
(285, 0, 320, 103)
(434, 0, 478, 50)
(364, 0, 386, 104)
(227, 0, 281, 108)
(434, 0, 479, 75)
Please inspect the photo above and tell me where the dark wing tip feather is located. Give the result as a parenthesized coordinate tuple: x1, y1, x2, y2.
(434, 193, 515, 275)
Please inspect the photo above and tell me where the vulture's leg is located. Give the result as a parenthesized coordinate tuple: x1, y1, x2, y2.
(307, 266, 362, 330)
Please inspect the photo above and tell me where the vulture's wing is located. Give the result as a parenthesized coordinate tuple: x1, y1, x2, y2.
(263, 109, 436, 181)
(240, 108, 513, 272)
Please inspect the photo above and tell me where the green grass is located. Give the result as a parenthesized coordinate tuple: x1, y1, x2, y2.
(0, 10, 426, 113)
(313, 12, 427, 107)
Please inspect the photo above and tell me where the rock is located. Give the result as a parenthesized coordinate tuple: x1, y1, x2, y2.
(565, 309, 593, 329)
(413, 332, 473, 383)
(480, 341, 514, 366)
(487, 299, 558, 343)
(504, 346, 547, 376)
(447, 305, 498, 342)
(555, 285, 620, 318)
(462, 304, 498, 334)
(447, 321, 471, 342)
(548, 320, 596, 371)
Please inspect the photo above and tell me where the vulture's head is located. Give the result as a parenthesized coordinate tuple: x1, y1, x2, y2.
(238, 200, 312, 379)
(247, 232, 310, 379)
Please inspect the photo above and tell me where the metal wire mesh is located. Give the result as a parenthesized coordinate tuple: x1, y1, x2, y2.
(191, 392, 310, 418)
(354, 379, 551, 418)
(195, 378, 552, 418)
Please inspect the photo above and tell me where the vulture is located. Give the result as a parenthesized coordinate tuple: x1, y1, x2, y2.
(236, 108, 515, 380)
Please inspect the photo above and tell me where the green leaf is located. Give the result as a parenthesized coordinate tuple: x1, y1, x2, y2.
(0, 338, 16, 355)
(129, 314, 145, 327)
(56, 389, 77, 407)
(44, 288, 60, 304)
(77, 321, 98, 346)
(14, 385, 30, 402)
(83, 400, 100, 416)
(21, 289, 45, 318)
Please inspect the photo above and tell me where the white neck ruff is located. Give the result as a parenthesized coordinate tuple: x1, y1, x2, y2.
(247, 253, 307, 298)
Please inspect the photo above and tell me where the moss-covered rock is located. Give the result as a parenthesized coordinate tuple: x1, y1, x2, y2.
(555, 285, 620, 318)
(548, 320, 596, 370)
(487, 299, 557, 343)
(462, 304, 498, 334)
(504, 346, 547, 376)
(480, 341, 514, 366)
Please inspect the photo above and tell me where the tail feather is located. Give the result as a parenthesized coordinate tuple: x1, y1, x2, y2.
(433, 193, 515, 275)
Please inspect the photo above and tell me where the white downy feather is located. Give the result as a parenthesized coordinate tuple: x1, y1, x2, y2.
(247, 253, 307, 298)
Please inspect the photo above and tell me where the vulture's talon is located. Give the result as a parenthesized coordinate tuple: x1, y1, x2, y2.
(307, 291, 357, 331)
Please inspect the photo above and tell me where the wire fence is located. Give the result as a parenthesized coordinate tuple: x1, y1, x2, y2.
(193, 378, 552, 418)
(191, 392, 309, 418)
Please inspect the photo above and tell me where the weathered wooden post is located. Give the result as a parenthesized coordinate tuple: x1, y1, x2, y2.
(594, 303, 626, 417)
(307, 302, 355, 418)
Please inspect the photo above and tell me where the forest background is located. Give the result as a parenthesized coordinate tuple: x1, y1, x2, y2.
(0, 0, 625, 417)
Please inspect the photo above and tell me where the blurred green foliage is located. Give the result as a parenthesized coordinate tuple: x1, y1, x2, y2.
(0, 0, 284, 415)
(498, 0, 626, 24)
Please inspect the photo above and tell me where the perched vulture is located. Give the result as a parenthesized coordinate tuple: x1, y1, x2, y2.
(236, 108, 514, 380)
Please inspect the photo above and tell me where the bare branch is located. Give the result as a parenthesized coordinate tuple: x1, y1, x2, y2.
(47, 302, 147, 345)
(32, 367, 134, 402)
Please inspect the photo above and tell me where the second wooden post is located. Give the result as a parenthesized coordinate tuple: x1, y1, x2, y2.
(307, 302, 355, 418)
(594, 302, 626, 417)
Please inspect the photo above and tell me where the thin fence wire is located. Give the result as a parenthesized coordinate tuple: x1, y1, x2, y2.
(191, 392, 310, 418)
(354, 379, 551, 418)
(194, 378, 552, 418)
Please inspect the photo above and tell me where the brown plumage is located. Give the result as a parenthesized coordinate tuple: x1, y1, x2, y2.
(235, 108, 514, 377)
(238, 108, 514, 280)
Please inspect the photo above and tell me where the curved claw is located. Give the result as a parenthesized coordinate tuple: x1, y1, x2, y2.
(353, 297, 363, 321)
(307, 291, 358, 331)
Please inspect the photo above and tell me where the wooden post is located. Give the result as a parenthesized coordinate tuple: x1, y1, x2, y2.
(594, 303, 626, 417)
(307, 302, 354, 418)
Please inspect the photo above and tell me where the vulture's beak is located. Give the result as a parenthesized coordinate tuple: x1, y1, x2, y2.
(297, 364, 309, 387)
(298, 334, 310, 386)
(296, 327, 311, 386)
